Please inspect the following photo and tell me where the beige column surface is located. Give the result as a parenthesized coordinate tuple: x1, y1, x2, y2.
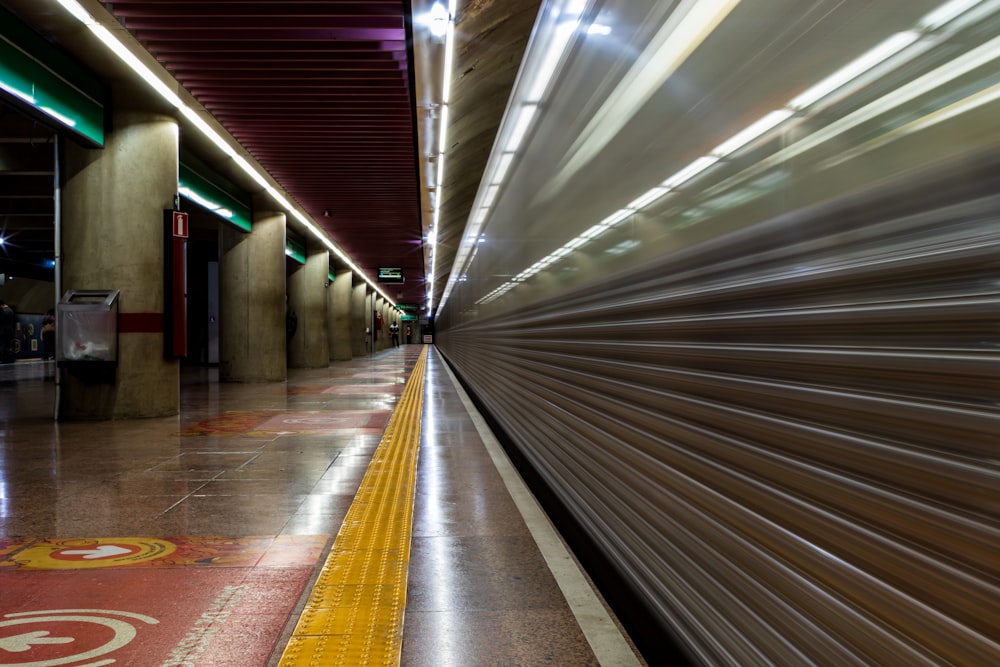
(332, 268, 354, 361)
(219, 207, 286, 382)
(288, 246, 330, 368)
(351, 282, 368, 357)
(60, 103, 180, 419)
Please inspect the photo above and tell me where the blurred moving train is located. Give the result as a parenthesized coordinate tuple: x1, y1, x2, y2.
(433, 0, 1000, 664)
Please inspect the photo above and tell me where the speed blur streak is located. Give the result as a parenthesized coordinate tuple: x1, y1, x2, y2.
(434, 0, 1000, 664)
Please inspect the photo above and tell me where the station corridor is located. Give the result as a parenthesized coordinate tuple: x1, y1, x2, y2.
(0, 347, 644, 666)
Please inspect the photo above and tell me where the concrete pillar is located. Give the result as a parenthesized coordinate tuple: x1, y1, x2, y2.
(219, 208, 286, 382)
(331, 268, 353, 361)
(288, 245, 330, 368)
(382, 300, 392, 350)
(383, 303, 395, 349)
(351, 281, 367, 357)
(59, 102, 179, 419)
(325, 271, 335, 362)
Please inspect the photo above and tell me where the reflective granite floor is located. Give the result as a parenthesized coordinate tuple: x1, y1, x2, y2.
(0, 348, 643, 666)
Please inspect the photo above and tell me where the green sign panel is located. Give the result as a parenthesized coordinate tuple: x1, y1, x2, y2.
(397, 303, 419, 312)
(285, 232, 306, 264)
(0, 7, 105, 147)
(179, 162, 253, 232)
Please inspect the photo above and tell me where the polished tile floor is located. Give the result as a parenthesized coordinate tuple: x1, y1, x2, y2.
(0, 348, 643, 666)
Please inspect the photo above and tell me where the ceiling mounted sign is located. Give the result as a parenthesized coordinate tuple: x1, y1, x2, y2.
(378, 267, 404, 283)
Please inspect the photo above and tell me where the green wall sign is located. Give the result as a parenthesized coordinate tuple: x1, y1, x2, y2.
(0, 7, 105, 147)
(179, 161, 252, 232)
(286, 232, 306, 264)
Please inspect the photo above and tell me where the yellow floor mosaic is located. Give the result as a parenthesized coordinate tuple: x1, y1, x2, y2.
(277, 346, 427, 667)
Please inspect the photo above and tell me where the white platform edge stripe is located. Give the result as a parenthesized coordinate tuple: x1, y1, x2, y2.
(438, 351, 642, 667)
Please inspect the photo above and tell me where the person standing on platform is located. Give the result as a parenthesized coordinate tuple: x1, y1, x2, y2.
(389, 321, 400, 347)
(0, 298, 14, 363)
(41, 308, 56, 360)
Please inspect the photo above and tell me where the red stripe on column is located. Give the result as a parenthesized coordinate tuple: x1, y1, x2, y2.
(119, 312, 164, 333)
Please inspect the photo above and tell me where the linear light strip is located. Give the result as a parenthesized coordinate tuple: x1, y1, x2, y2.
(788, 31, 920, 110)
(54, 0, 398, 308)
(438, 0, 742, 315)
(464, 0, 987, 312)
(919, 0, 985, 31)
(447, 0, 591, 305)
(428, 1, 458, 313)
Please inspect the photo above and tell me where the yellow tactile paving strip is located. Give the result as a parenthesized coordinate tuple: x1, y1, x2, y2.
(278, 347, 427, 667)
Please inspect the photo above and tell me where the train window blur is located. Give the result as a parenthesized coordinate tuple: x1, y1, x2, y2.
(434, 0, 1000, 664)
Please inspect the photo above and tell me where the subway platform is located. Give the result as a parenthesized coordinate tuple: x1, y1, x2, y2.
(0, 346, 645, 666)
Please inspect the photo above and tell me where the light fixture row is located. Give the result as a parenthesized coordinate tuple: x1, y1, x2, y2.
(436, 0, 591, 314)
(423, 0, 458, 314)
(53, 0, 401, 309)
(474, 0, 992, 307)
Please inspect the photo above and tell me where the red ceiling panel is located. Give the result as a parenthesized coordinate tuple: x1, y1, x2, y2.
(99, 0, 425, 305)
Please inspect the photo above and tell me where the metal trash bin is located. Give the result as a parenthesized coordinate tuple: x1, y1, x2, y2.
(57, 290, 120, 377)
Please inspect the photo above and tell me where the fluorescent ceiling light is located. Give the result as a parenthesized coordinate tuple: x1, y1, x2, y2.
(266, 187, 293, 213)
(180, 107, 236, 158)
(437, 104, 450, 154)
(662, 156, 720, 188)
(789, 31, 920, 110)
(233, 155, 270, 189)
(441, 22, 456, 103)
(505, 104, 538, 152)
(600, 209, 633, 227)
(493, 153, 516, 183)
(470, 0, 996, 314)
(549, 0, 741, 193)
(627, 186, 671, 210)
(711, 109, 794, 157)
(38, 107, 76, 127)
(54, 0, 93, 24)
(919, 0, 984, 30)
(89, 24, 182, 108)
(580, 224, 610, 239)
(58, 0, 398, 307)
(425, 3, 450, 39)
(179, 187, 233, 218)
(481, 184, 501, 208)
(436, 159, 445, 194)
(0, 82, 36, 105)
(754, 33, 1000, 174)
(525, 19, 581, 103)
